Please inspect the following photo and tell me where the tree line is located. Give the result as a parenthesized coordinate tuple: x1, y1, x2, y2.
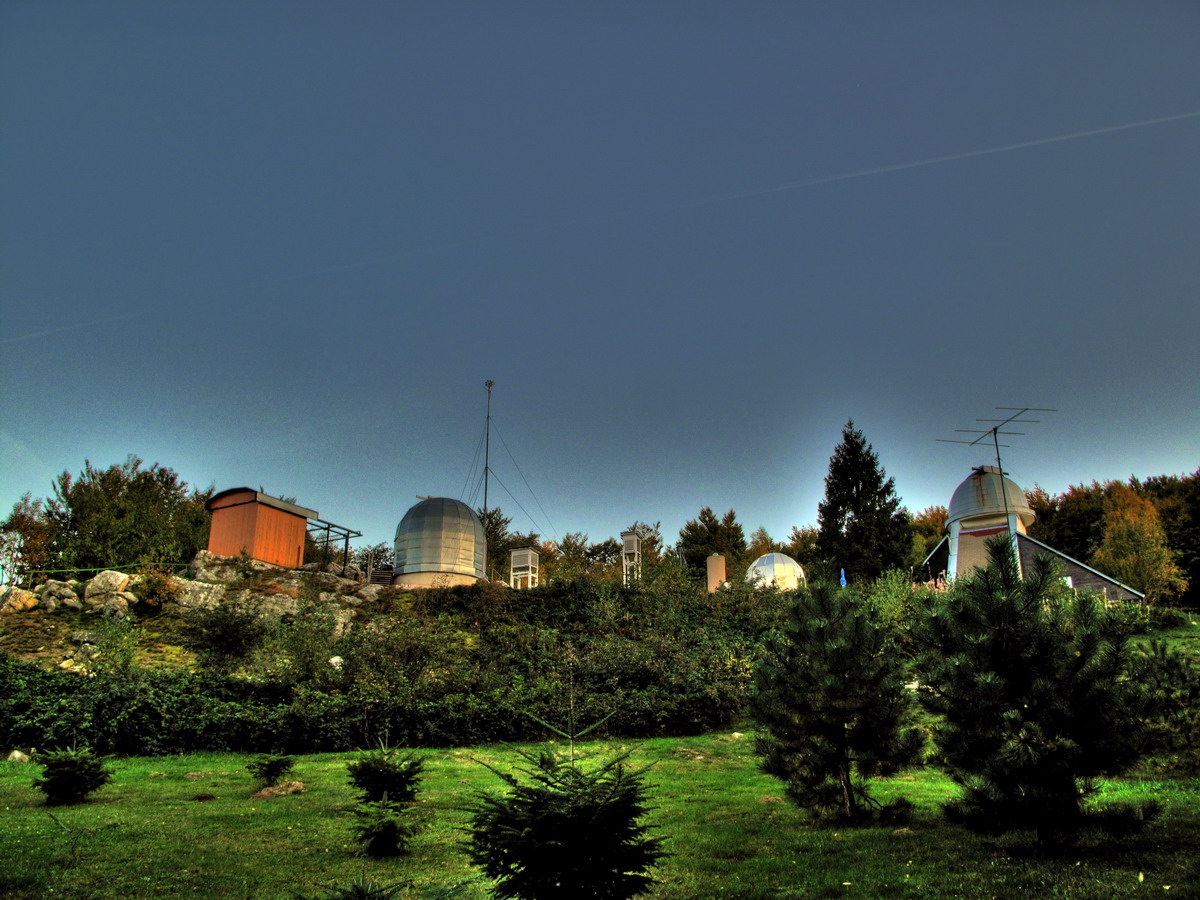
(4, 428, 1196, 607)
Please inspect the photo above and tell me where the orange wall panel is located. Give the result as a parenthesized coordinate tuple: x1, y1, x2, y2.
(208, 492, 306, 568)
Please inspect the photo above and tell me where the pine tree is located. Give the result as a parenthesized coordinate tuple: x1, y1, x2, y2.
(914, 538, 1161, 846)
(816, 421, 911, 583)
(750, 582, 922, 823)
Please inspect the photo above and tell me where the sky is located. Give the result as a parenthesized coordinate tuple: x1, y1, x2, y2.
(2, 2, 1198, 553)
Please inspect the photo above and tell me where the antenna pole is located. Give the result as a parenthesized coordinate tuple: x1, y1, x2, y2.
(483, 380, 494, 516)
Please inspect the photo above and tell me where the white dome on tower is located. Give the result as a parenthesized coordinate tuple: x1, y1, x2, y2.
(947, 466, 1035, 530)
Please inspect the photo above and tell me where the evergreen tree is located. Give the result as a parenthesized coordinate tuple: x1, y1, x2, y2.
(750, 582, 921, 823)
(816, 421, 911, 583)
(678, 507, 747, 580)
(914, 538, 1161, 846)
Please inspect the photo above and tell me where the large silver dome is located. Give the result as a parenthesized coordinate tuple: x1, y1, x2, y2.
(947, 466, 1035, 529)
(393, 497, 486, 587)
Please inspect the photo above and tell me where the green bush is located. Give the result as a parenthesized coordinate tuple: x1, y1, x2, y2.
(351, 800, 419, 858)
(467, 750, 665, 899)
(32, 747, 113, 805)
(294, 872, 408, 899)
(347, 748, 424, 804)
(182, 600, 270, 673)
(246, 754, 294, 787)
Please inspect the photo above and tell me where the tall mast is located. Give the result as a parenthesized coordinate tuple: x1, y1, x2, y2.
(483, 380, 494, 515)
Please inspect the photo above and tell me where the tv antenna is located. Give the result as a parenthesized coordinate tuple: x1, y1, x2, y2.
(938, 407, 1056, 525)
(483, 380, 495, 516)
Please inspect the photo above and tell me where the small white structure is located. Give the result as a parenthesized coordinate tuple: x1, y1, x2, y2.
(945, 465, 1034, 581)
(510, 546, 540, 589)
(621, 530, 641, 586)
(745, 552, 806, 590)
(706, 553, 727, 593)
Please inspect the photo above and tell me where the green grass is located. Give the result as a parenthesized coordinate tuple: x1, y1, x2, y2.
(2, 733, 1198, 899)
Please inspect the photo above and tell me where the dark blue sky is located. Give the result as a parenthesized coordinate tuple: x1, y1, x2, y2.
(3, 2, 1198, 551)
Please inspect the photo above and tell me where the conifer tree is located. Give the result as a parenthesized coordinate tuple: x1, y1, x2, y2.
(750, 582, 921, 823)
(816, 421, 911, 583)
(914, 538, 1161, 846)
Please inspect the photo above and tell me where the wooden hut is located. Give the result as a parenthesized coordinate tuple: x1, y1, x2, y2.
(206, 488, 318, 568)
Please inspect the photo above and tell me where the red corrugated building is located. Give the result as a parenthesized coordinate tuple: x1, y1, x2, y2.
(206, 488, 318, 568)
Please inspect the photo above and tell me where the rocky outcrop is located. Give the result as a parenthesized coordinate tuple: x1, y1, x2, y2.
(2, 552, 395, 627)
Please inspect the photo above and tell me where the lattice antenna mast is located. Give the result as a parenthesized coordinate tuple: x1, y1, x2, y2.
(483, 380, 495, 516)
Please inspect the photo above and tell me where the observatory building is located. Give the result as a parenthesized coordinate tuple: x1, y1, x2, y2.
(923, 466, 1143, 603)
(392, 497, 486, 588)
(745, 552, 806, 590)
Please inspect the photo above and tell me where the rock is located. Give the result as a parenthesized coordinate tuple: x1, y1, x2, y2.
(311, 572, 343, 590)
(0, 587, 38, 613)
(355, 584, 383, 603)
(250, 781, 305, 800)
(60, 597, 83, 612)
(37, 578, 80, 601)
(72, 630, 102, 645)
(101, 592, 136, 617)
(730, 732, 744, 740)
(7, 750, 30, 763)
(41, 598, 59, 613)
(85, 570, 131, 597)
(174, 580, 226, 610)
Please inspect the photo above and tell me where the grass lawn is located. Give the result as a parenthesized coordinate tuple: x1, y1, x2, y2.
(2, 732, 1198, 899)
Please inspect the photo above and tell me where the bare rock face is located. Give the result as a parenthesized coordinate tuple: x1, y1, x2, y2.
(85, 570, 131, 598)
(0, 587, 38, 614)
(174, 580, 227, 610)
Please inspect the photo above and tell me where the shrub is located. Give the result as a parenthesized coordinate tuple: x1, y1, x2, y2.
(130, 567, 181, 613)
(32, 747, 113, 805)
(467, 750, 665, 900)
(182, 599, 270, 674)
(750, 582, 921, 823)
(246, 754, 294, 787)
(293, 872, 407, 899)
(347, 748, 424, 804)
(914, 538, 1161, 846)
(351, 800, 419, 858)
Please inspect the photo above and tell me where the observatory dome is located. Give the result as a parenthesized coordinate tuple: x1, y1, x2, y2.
(947, 466, 1035, 529)
(393, 497, 486, 588)
(745, 553, 805, 590)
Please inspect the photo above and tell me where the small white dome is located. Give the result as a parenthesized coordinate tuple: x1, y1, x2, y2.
(745, 553, 805, 590)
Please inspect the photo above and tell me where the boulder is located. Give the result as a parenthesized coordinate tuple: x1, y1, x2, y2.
(43, 580, 80, 602)
(174, 580, 226, 610)
(355, 584, 384, 603)
(7, 750, 30, 763)
(85, 570, 130, 598)
(0, 587, 38, 613)
(101, 593, 135, 617)
(60, 597, 84, 612)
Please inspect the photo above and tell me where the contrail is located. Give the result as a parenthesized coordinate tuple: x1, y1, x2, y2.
(0, 313, 137, 345)
(686, 109, 1200, 207)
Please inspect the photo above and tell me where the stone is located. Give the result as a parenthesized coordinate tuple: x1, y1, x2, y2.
(7, 750, 30, 763)
(72, 630, 102, 645)
(355, 584, 383, 603)
(311, 572, 342, 590)
(60, 597, 83, 612)
(38, 578, 81, 600)
(85, 570, 130, 598)
(0, 587, 38, 613)
(250, 781, 305, 800)
(174, 580, 226, 610)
